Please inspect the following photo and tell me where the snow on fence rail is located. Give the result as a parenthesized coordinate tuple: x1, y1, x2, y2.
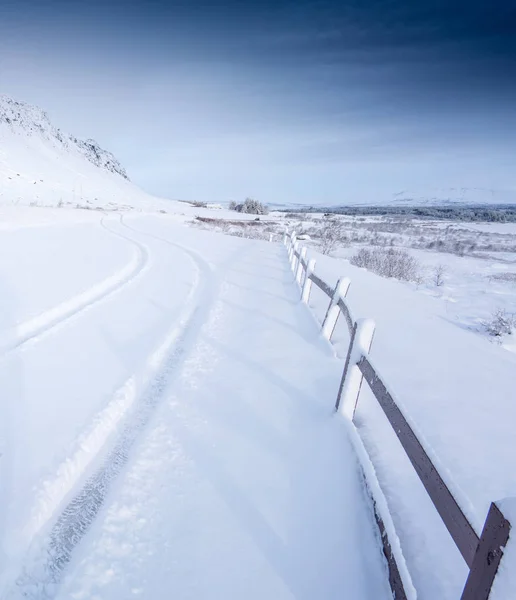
(284, 230, 512, 600)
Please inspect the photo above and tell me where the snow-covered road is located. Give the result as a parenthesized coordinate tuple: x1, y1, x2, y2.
(0, 213, 389, 599)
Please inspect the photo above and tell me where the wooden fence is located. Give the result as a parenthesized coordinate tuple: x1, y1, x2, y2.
(284, 230, 512, 600)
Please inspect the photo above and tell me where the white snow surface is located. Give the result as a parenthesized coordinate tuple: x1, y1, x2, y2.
(0, 211, 391, 599)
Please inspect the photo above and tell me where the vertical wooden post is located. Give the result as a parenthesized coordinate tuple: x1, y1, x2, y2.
(296, 247, 307, 286)
(288, 232, 296, 264)
(302, 258, 316, 304)
(322, 277, 351, 340)
(461, 502, 511, 600)
(289, 235, 297, 269)
(291, 240, 300, 273)
(335, 318, 376, 417)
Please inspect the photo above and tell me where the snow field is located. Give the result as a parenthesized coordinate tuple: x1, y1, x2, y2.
(0, 213, 392, 600)
(50, 220, 390, 600)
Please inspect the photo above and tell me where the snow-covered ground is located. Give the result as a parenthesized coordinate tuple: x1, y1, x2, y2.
(0, 210, 391, 599)
(0, 203, 514, 598)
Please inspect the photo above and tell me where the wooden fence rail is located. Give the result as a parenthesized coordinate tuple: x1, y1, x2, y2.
(284, 231, 512, 600)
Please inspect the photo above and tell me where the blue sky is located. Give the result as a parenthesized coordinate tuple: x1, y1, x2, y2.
(1, 0, 515, 204)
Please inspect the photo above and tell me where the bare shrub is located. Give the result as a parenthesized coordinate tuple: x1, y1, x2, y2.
(433, 264, 447, 287)
(191, 201, 208, 208)
(350, 247, 421, 282)
(319, 220, 347, 255)
(483, 309, 516, 337)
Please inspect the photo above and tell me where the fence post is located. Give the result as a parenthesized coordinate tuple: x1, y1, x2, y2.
(460, 501, 512, 600)
(288, 232, 296, 263)
(302, 259, 316, 304)
(289, 234, 297, 269)
(291, 240, 300, 273)
(335, 318, 376, 418)
(321, 277, 351, 340)
(296, 246, 307, 286)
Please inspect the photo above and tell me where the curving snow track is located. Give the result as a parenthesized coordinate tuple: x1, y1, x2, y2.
(0, 216, 150, 357)
(4, 220, 218, 599)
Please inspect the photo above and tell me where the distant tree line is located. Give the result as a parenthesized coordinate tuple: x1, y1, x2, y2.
(284, 205, 516, 222)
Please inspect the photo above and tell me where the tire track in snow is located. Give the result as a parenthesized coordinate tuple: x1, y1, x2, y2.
(12, 230, 218, 600)
(0, 215, 150, 357)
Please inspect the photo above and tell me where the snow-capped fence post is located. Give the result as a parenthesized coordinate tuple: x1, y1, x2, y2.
(291, 240, 300, 274)
(296, 247, 307, 286)
(289, 235, 298, 270)
(321, 277, 351, 340)
(287, 232, 296, 264)
(335, 318, 376, 418)
(302, 259, 316, 304)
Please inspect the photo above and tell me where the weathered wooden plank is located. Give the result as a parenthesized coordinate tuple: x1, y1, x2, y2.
(374, 506, 409, 600)
(461, 502, 511, 600)
(358, 355, 479, 567)
(337, 297, 354, 334)
(356, 464, 409, 600)
(308, 272, 333, 298)
(335, 322, 357, 411)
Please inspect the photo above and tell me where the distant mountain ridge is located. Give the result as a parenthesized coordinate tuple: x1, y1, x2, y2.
(268, 187, 516, 211)
(391, 187, 516, 206)
(0, 95, 128, 180)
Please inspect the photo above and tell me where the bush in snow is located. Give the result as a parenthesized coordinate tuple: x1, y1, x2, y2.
(350, 247, 421, 283)
(318, 220, 347, 255)
(229, 198, 269, 215)
(483, 309, 516, 337)
(433, 264, 447, 287)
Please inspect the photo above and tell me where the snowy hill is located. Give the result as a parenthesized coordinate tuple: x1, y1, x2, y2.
(0, 95, 170, 210)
